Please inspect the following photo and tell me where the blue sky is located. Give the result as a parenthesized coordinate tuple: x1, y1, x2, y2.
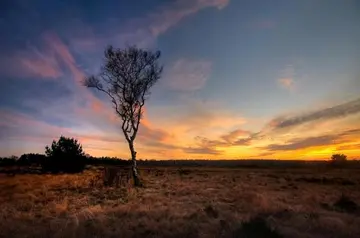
(1, 0, 359, 159)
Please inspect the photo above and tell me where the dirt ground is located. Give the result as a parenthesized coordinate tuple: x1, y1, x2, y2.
(1, 166, 360, 238)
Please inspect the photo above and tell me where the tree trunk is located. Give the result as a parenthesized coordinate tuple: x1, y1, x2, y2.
(129, 141, 141, 187)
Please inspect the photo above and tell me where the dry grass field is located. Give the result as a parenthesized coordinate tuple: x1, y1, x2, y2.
(1, 166, 360, 238)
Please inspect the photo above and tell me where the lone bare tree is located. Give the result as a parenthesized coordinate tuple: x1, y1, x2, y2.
(84, 46, 162, 186)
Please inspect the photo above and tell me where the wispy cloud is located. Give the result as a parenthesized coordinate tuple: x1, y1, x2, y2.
(264, 135, 338, 151)
(262, 128, 360, 152)
(221, 129, 250, 143)
(0, 109, 119, 145)
(38, 32, 121, 128)
(336, 143, 360, 151)
(184, 129, 252, 155)
(268, 97, 360, 130)
(138, 124, 172, 145)
(183, 146, 222, 155)
(0, 109, 70, 142)
(164, 59, 212, 91)
(189, 98, 360, 155)
(71, 0, 230, 50)
(0, 107, 172, 156)
(278, 77, 294, 91)
(176, 98, 247, 130)
(194, 136, 227, 148)
(278, 65, 295, 91)
(42, 33, 84, 84)
(142, 0, 229, 37)
(190, 131, 254, 152)
(233, 137, 253, 146)
(0, 46, 62, 79)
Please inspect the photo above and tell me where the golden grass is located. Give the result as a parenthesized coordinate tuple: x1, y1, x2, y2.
(1, 167, 360, 238)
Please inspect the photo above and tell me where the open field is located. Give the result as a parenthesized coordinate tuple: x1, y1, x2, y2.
(1, 166, 360, 238)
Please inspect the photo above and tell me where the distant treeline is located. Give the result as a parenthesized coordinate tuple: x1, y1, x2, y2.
(1, 153, 360, 169)
(0, 154, 130, 167)
(137, 158, 360, 168)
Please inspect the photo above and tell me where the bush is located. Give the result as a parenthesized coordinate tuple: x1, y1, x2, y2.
(334, 194, 358, 213)
(330, 153, 347, 167)
(0, 156, 17, 167)
(233, 216, 283, 238)
(18, 153, 46, 166)
(42, 136, 86, 173)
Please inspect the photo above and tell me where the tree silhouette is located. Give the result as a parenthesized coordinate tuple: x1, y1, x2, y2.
(330, 153, 348, 167)
(84, 45, 162, 186)
(43, 136, 86, 173)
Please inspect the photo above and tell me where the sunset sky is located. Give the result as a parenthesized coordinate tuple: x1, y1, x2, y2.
(1, 0, 359, 160)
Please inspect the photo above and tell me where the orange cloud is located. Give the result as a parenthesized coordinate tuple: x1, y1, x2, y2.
(221, 129, 251, 143)
(336, 143, 360, 151)
(173, 98, 360, 160)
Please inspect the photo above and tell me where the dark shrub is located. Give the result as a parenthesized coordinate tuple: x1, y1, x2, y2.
(18, 153, 46, 166)
(334, 194, 358, 213)
(42, 136, 86, 173)
(178, 167, 191, 176)
(233, 216, 283, 238)
(330, 154, 347, 167)
(0, 156, 17, 167)
(203, 204, 219, 218)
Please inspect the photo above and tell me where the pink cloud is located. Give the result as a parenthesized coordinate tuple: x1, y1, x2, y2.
(0, 45, 62, 79)
(0, 32, 123, 142)
(42, 33, 83, 83)
(164, 59, 212, 91)
(20, 58, 61, 78)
